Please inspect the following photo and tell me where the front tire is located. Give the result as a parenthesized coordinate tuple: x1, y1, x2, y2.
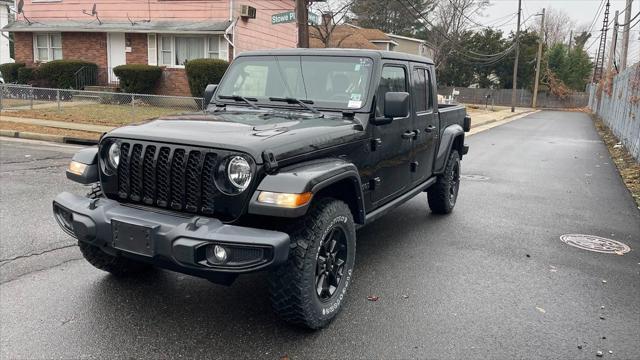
(427, 150, 461, 214)
(268, 198, 356, 329)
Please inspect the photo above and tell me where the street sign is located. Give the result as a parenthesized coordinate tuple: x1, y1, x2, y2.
(272, 11, 295, 25)
(271, 11, 320, 25)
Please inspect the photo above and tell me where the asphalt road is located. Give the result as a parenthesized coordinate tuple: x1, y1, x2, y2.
(1, 111, 639, 359)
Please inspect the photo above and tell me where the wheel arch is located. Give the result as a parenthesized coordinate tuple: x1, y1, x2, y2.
(248, 159, 366, 224)
(434, 124, 465, 174)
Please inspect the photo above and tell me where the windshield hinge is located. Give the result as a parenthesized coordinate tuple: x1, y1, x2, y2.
(262, 150, 279, 174)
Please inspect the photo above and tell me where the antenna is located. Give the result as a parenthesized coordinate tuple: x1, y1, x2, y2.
(127, 13, 138, 26)
(17, 0, 33, 25)
(82, 3, 102, 25)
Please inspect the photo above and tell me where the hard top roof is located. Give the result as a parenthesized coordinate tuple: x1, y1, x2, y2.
(236, 48, 434, 65)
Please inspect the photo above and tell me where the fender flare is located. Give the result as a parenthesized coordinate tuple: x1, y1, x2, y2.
(248, 158, 365, 223)
(434, 124, 464, 174)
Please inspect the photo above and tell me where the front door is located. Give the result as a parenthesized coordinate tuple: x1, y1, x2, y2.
(371, 62, 414, 207)
(107, 33, 126, 83)
(409, 64, 438, 185)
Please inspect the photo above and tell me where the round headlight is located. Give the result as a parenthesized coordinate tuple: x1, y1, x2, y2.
(107, 142, 120, 169)
(227, 156, 252, 191)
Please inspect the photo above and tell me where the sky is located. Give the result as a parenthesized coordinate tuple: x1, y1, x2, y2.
(478, 0, 639, 63)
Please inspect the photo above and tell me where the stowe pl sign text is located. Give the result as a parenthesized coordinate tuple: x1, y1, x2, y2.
(271, 11, 319, 25)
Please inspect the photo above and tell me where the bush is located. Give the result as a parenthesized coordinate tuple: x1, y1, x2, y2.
(185, 59, 229, 98)
(17, 67, 36, 84)
(36, 60, 98, 89)
(0, 62, 26, 83)
(113, 64, 162, 94)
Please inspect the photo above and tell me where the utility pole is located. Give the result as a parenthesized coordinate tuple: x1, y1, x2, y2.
(592, 0, 610, 83)
(607, 11, 619, 72)
(532, 8, 545, 109)
(511, 0, 522, 112)
(296, 0, 309, 48)
(620, 0, 633, 69)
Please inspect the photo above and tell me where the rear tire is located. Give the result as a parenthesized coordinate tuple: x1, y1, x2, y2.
(268, 198, 356, 329)
(79, 183, 153, 277)
(427, 150, 461, 214)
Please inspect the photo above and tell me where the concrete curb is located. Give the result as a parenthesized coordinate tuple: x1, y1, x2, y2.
(0, 130, 98, 145)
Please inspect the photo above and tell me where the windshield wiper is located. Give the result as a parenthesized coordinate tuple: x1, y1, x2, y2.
(269, 97, 322, 115)
(218, 95, 261, 110)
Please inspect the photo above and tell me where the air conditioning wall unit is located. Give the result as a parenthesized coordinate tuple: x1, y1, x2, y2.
(240, 5, 256, 19)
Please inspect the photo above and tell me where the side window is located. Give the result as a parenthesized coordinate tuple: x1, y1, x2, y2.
(377, 66, 407, 116)
(413, 68, 427, 112)
(426, 68, 434, 110)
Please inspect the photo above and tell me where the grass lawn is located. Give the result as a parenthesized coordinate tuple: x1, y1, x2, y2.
(1, 103, 190, 126)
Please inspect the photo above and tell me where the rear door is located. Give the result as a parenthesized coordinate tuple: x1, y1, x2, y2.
(371, 61, 414, 206)
(409, 64, 438, 185)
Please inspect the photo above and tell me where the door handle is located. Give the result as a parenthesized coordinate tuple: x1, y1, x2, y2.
(401, 131, 416, 139)
(425, 125, 436, 133)
(413, 129, 421, 139)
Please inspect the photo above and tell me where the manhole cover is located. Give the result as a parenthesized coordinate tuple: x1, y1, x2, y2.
(461, 174, 490, 181)
(560, 234, 631, 254)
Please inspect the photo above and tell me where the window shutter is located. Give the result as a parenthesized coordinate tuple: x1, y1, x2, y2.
(147, 34, 157, 65)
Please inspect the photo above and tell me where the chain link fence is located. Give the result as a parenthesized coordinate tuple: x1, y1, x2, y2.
(0, 84, 205, 124)
(589, 64, 640, 162)
(438, 87, 589, 109)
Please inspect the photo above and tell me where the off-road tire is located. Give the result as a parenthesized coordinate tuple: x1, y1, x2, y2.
(268, 198, 356, 329)
(79, 183, 152, 277)
(427, 150, 461, 214)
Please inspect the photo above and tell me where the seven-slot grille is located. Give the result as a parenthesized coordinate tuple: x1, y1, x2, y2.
(113, 142, 221, 215)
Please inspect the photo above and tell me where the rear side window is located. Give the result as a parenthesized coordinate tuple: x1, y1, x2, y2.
(377, 66, 407, 116)
(413, 68, 427, 112)
(426, 69, 434, 109)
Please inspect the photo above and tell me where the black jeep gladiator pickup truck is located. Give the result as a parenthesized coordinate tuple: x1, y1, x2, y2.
(53, 49, 469, 329)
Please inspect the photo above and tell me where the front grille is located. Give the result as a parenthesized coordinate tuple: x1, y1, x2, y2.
(107, 141, 240, 217)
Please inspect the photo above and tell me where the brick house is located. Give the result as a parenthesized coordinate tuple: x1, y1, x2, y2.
(3, 0, 296, 95)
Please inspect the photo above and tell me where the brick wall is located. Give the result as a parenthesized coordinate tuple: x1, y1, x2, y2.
(155, 68, 190, 96)
(62, 32, 108, 68)
(126, 33, 148, 64)
(13, 32, 33, 65)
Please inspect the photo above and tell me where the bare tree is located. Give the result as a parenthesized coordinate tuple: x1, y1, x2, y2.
(535, 8, 576, 46)
(309, 0, 355, 48)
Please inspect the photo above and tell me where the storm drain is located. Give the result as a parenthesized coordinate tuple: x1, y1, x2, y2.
(461, 174, 490, 181)
(560, 234, 631, 254)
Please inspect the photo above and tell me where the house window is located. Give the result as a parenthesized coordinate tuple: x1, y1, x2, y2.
(157, 35, 227, 66)
(34, 33, 62, 62)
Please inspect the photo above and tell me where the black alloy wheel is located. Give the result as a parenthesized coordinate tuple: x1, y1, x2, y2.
(315, 226, 348, 301)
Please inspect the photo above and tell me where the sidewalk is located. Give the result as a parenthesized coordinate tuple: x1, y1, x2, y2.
(0, 106, 535, 144)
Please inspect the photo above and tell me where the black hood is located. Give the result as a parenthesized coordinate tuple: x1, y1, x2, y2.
(103, 111, 365, 163)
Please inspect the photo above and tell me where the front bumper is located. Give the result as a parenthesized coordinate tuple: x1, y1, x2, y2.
(52, 192, 290, 279)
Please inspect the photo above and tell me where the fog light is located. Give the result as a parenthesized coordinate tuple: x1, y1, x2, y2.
(257, 191, 313, 208)
(206, 244, 228, 264)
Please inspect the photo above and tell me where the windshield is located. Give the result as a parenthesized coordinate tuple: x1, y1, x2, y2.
(216, 56, 374, 110)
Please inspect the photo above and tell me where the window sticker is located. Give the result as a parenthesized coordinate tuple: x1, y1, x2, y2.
(348, 100, 362, 108)
(350, 93, 362, 101)
(355, 64, 361, 71)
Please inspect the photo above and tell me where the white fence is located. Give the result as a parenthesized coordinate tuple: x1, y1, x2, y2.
(589, 64, 640, 162)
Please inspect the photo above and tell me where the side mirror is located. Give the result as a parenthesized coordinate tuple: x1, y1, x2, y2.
(372, 92, 410, 125)
(203, 84, 218, 107)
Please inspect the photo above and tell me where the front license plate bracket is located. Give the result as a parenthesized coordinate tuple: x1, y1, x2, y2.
(112, 220, 156, 257)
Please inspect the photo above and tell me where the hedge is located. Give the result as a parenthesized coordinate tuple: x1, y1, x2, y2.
(185, 59, 229, 98)
(0, 62, 26, 83)
(36, 60, 98, 89)
(17, 67, 36, 84)
(113, 64, 162, 94)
